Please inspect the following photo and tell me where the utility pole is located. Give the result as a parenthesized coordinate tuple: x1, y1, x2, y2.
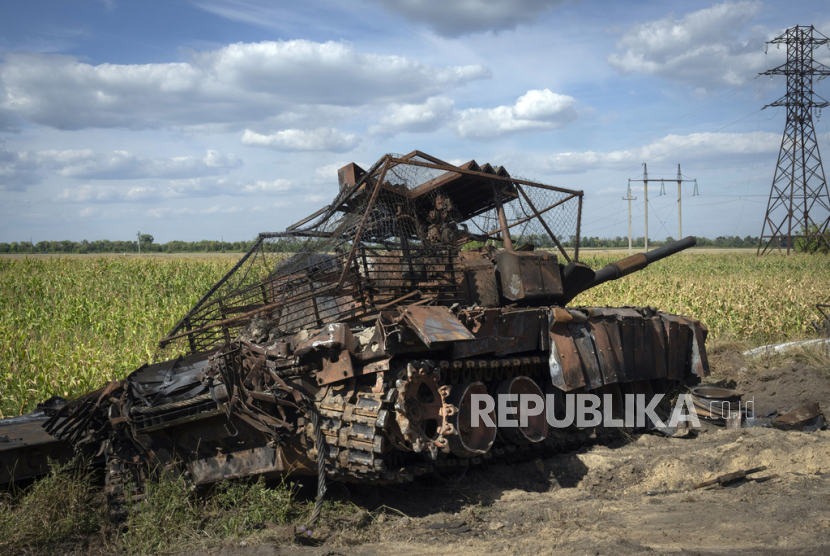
(758, 25, 830, 255)
(624, 180, 637, 255)
(676, 164, 698, 239)
(137, 231, 141, 257)
(627, 164, 649, 251)
(643, 164, 648, 251)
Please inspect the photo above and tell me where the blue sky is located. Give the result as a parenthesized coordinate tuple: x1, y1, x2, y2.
(1, 0, 829, 243)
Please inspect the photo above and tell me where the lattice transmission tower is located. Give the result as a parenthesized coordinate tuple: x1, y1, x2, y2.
(758, 25, 830, 255)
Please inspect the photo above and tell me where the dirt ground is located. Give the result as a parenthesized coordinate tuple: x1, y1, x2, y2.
(185, 346, 830, 556)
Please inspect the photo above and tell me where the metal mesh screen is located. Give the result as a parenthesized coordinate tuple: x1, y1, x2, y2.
(161, 151, 583, 354)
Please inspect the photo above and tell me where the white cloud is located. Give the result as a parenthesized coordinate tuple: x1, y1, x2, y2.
(38, 149, 241, 179)
(370, 0, 569, 37)
(78, 206, 101, 218)
(367, 89, 582, 139)
(2, 148, 242, 191)
(314, 162, 351, 183)
(241, 128, 360, 152)
(369, 96, 454, 136)
(515, 131, 781, 174)
(0, 41, 489, 131)
(607, 1, 775, 91)
(147, 204, 262, 218)
(241, 179, 292, 193)
(452, 89, 579, 139)
(0, 149, 40, 191)
(55, 175, 297, 203)
(57, 184, 157, 202)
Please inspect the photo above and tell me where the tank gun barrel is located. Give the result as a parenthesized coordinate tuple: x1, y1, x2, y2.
(560, 236, 696, 304)
(590, 236, 697, 289)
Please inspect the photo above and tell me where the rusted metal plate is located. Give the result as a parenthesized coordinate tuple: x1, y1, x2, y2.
(451, 308, 544, 358)
(452, 309, 499, 358)
(606, 318, 627, 381)
(629, 318, 649, 382)
(549, 326, 586, 391)
(682, 316, 710, 377)
(495, 251, 562, 302)
(0, 412, 73, 484)
(495, 309, 543, 357)
(661, 314, 691, 381)
(586, 307, 642, 319)
(401, 305, 475, 347)
(771, 403, 824, 431)
(618, 318, 636, 382)
(589, 320, 623, 385)
(316, 351, 355, 386)
(649, 317, 669, 380)
(569, 323, 603, 390)
(461, 259, 499, 307)
(188, 444, 285, 485)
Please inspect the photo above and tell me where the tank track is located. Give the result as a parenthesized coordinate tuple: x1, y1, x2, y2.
(311, 354, 652, 485)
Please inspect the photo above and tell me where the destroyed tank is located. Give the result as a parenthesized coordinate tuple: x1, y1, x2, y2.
(2, 151, 708, 504)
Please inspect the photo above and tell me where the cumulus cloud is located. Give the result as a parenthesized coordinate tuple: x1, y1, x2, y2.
(56, 175, 297, 203)
(368, 89, 581, 139)
(607, 1, 774, 91)
(241, 128, 360, 152)
(57, 184, 156, 202)
(369, 96, 455, 136)
(38, 149, 241, 179)
(147, 205, 262, 218)
(2, 148, 242, 191)
(515, 131, 781, 174)
(370, 0, 569, 37)
(240, 179, 292, 193)
(0, 41, 489, 130)
(452, 89, 579, 139)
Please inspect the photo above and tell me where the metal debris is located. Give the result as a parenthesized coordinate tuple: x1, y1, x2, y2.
(771, 403, 825, 431)
(693, 466, 771, 489)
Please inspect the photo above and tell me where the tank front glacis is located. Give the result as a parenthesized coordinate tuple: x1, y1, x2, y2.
(32, 150, 707, 501)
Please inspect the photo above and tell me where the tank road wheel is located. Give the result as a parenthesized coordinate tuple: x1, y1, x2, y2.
(495, 376, 548, 445)
(394, 361, 456, 459)
(446, 381, 497, 457)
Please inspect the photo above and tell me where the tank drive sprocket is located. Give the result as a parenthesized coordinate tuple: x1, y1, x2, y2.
(393, 361, 457, 459)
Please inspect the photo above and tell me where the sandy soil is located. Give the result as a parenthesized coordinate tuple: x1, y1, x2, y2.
(186, 349, 830, 556)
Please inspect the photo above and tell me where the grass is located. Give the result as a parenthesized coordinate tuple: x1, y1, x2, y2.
(121, 474, 304, 554)
(0, 256, 234, 417)
(0, 461, 307, 555)
(0, 458, 107, 552)
(574, 251, 830, 345)
(1, 252, 829, 416)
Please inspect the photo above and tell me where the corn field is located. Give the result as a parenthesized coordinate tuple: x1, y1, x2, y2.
(1, 252, 828, 417)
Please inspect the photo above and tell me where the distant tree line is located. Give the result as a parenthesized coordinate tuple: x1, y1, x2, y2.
(571, 235, 762, 249)
(0, 235, 308, 255)
(0, 234, 771, 254)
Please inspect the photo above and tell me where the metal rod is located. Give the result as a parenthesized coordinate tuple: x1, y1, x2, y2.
(491, 182, 514, 251)
(516, 185, 571, 262)
(486, 193, 577, 235)
(338, 156, 391, 289)
(387, 157, 583, 197)
(161, 236, 265, 346)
